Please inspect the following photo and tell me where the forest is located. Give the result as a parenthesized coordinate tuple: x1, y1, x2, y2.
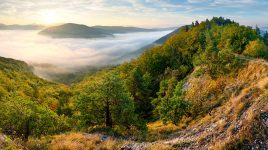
(0, 17, 268, 149)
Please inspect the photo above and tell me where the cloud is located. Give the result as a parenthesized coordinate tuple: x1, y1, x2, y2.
(210, 0, 256, 6)
(0, 30, 172, 79)
(0, 0, 267, 27)
(187, 0, 210, 3)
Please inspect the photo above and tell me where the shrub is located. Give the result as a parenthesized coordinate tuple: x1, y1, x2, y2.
(243, 39, 268, 59)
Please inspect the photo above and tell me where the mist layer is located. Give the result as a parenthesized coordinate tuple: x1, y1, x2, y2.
(0, 30, 171, 79)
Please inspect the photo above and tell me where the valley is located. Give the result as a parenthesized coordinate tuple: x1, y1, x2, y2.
(0, 29, 172, 83)
(0, 17, 267, 150)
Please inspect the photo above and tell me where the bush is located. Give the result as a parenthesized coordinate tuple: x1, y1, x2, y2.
(243, 39, 268, 59)
(153, 80, 190, 124)
(0, 96, 70, 140)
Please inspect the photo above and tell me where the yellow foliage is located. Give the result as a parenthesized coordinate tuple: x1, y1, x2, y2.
(243, 39, 268, 58)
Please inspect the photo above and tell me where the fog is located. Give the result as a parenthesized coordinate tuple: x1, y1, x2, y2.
(0, 30, 171, 79)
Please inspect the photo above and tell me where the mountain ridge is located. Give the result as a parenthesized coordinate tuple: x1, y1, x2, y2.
(1, 17, 268, 149)
(0, 23, 43, 30)
(39, 23, 175, 39)
(39, 23, 114, 39)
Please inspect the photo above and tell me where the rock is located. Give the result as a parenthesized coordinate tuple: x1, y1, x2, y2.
(101, 135, 109, 141)
(260, 112, 268, 127)
(0, 134, 6, 149)
(120, 143, 150, 150)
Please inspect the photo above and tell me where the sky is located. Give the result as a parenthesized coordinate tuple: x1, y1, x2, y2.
(0, 0, 268, 27)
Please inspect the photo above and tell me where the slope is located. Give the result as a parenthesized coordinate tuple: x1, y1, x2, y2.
(0, 56, 71, 140)
(119, 58, 268, 149)
(163, 59, 268, 149)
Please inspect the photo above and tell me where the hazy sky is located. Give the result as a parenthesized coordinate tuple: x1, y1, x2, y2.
(0, 0, 267, 27)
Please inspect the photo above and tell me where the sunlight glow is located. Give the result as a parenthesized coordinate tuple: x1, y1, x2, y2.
(42, 12, 58, 25)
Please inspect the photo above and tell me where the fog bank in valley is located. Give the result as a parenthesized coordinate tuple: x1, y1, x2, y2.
(0, 30, 171, 79)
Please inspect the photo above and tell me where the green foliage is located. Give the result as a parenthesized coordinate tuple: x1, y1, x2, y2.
(210, 16, 234, 26)
(0, 57, 72, 140)
(195, 47, 242, 78)
(123, 67, 153, 117)
(220, 24, 258, 53)
(153, 80, 189, 124)
(263, 31, 268, 45)
(75, 71, 145, 131)
(0, 95, 70, 140)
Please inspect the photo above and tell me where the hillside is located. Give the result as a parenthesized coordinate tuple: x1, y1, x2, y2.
(1, 17, 268, 149)
(120, 59, 268, 149)
(0, 56, 32, 72)
(39, 23, 114, 39)
(0, 56, 72, 144)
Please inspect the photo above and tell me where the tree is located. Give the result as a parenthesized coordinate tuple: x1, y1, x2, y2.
(206, 19, 211, 30)
(194, 32, 242, 78)
(153, 80, 189, 124)
(243, 39, 268, 59)
(195, 20, 199, 26)
(255, 25, 260, 35)
(220, 24, 258, 54)
(263, 31, 268, 45)
(76, 72, 142, 129)
(124, 67, 152, 117)
(0, 95, 68, 140)
(185, 25, 189, 32)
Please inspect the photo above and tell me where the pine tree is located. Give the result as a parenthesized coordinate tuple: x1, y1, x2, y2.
(263, 31, 268, 45)
(195, 20, 199, 26)
(76, 72, 142, 129)
(255, 25, 260, 35)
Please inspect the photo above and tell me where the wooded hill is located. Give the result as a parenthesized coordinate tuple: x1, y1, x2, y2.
(1, 17, 268, 149)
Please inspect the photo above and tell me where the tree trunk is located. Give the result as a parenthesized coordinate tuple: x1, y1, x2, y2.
(105, 101, 112, 127)
(24, 118, 30, 141)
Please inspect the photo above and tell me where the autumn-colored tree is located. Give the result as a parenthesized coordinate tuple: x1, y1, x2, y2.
(243, 39, 268, 59)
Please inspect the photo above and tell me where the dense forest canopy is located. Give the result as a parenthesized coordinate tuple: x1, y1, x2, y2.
(0, 17, 268, 143)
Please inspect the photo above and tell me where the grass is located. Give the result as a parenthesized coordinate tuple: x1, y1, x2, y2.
(0, 135, 24, 150)
(146, 143, 173, 150)
(23, 132, 130, 150)
(146, 119, 189, 142)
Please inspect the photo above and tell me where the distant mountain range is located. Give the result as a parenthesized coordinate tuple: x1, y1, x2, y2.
(39, 23, 176, 39)
(153, 27, 181, 44)
(118, 26, 182, 61)
(39, 23, 114, 39)
(260, 26, 268, 35)
(92, 25, 175, 34)
(0, 24, 43, 30)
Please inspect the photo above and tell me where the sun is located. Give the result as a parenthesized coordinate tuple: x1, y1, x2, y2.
(42, 12, 58, 25)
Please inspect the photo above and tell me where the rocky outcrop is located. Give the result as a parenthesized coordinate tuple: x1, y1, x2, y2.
(121, 59, 268, 150)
